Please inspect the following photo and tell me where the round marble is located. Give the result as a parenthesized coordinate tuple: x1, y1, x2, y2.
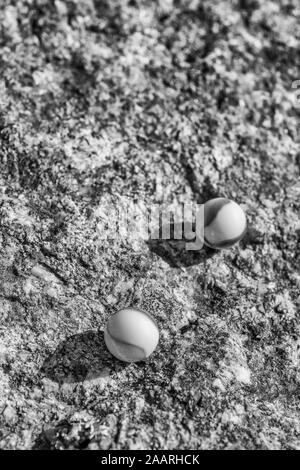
(104, 307, 159, 362)
(203, 197, 247, 249)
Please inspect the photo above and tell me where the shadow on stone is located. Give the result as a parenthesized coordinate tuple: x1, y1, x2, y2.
(147, 222, 216, 267)
(41, 330, 127, 384)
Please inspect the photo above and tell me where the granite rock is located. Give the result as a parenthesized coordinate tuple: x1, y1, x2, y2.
(0, 0, 300, 450)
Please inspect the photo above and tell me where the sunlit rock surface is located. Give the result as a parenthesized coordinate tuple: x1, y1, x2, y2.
(0, 0, 299, 450)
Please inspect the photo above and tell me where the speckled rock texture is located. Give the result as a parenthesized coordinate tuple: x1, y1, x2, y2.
(0, 0, 300, 450)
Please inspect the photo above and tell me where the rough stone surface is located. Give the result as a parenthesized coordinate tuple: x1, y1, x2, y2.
(0, 0, 300, 450)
